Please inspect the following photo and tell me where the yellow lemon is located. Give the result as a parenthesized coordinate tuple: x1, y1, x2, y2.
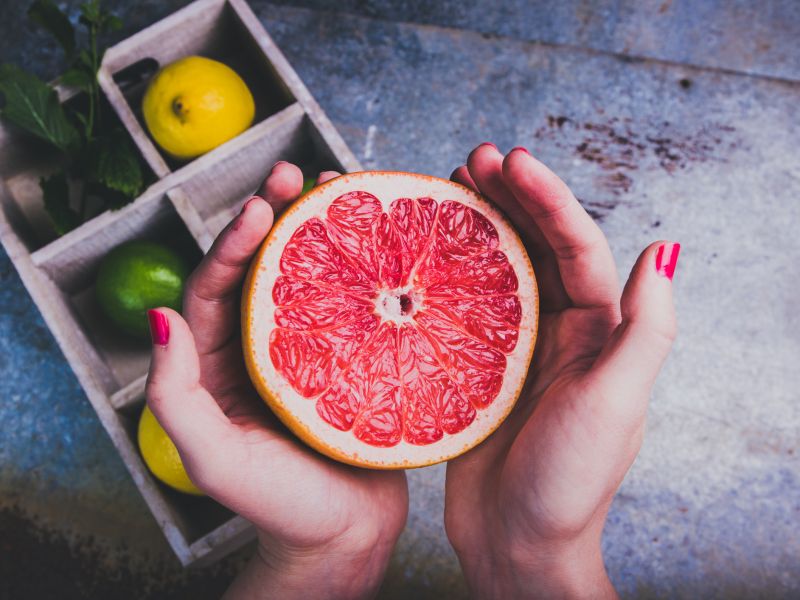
(138, 405, 203, 495)
(142, 56, 255, 160)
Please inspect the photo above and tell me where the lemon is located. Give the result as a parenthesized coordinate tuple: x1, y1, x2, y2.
(95, 240, 187, 339)
(138, 405, 203, 496)
(142, 56, 255, 160)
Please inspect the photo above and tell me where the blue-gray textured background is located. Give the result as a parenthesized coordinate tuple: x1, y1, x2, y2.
(1, 1, 798, 597)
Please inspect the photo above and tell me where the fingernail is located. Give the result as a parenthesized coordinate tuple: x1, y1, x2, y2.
(479, 142, 498, 151)
(242, 196, 260, 213)
(510, 146, 530, 155)
(233, 197, 258, 231)
(148, 309, 170, 346)
(655, 242, 681, 280)
(271, 160, 287, 171)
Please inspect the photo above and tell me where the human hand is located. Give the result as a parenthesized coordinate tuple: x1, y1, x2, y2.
(445, 144, 680, 599)
(145, 163, 408, 600)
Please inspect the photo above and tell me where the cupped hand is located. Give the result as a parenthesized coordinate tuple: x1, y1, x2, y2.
(445, 145, 680, 599)
(145, 163, 408, 599)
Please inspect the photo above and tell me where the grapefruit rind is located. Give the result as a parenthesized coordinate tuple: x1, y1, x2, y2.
(242, 171, 538, 469)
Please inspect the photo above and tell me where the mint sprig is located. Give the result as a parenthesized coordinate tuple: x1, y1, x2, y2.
(0, 0, 144, 236)
(0, 64, 80, 153)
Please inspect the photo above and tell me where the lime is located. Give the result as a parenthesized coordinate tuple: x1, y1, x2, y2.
(301, 176, 316, 196)
(138, 405, 203, 495)
(96, 240, 187, 338)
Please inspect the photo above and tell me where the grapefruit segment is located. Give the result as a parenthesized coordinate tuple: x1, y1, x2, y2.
(280, 218, 374, 295)
(273, 278, 374, 331)
(268, 328, 339, 397)
(419, 249, 518, 297)
(398, 324, 476, 444)
(424, 294, 522, 353)
(269, 313, 379, 396)
(243, 171, 538, 468)
(390, 197, 438, 286)
(325, 191, 382, 283)
(434, 200, 499, 257)
(414, 312, 506, 409)
(350, 323, 402, 447)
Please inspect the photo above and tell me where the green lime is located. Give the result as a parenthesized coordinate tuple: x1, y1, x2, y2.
(95, 240, 188, 338)
(301, 176, 316, 196)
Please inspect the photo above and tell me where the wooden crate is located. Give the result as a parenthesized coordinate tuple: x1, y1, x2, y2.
(0, 0, 361, 567)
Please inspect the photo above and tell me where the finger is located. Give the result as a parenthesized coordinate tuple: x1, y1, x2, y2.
(503, 148, 620, 310)
(316, 170, 341, 185)
(464, 145, 570, 311)
(584, 242, 680, 424)
(450, 165, 478, 192)
(466, 144, 549, 256)
(145, 308, 234, 477)
(183, 196, 274, 357)
(258, 161, 304, 214)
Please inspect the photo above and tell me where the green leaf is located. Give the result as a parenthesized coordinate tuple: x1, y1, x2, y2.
(28, 0, 75, 57)
(41, 171, 80, 234)
(78, 0, 100, 24)
(85, 129, 143, 202)
(78, 49, 94, 70)
(105, 15, 123, 31)
(60, 67, 93, 91)
(0, 64, 80, 152)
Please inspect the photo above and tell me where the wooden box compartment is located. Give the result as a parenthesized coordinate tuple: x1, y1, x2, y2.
(0, 0, 361, 567)
(32, 192, 203, 400)
(115, 395, 240, 546)
(169, 108, 349, 247)
(99, 0, 294, 177)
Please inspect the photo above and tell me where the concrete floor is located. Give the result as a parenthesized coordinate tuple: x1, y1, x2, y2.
(1, 1, 798, 598)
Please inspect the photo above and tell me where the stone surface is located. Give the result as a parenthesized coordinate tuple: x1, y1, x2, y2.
(265, 0, 800, 81)
(1, 1, 798, 598)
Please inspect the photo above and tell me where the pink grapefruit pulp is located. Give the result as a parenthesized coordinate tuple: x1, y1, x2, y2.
(242, 171, 538, 468)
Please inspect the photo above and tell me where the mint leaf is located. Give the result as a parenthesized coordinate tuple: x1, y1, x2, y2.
(0, 64, 80, 152)
(85, 129, 143, 202)
(78, 0, 101, 27)
(41, 171, 80, 234)
(105, 15, 123, 31)
(28, 0, 75, 57)
(60, 67, 93, 91)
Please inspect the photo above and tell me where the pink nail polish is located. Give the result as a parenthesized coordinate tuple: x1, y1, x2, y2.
(655, 242, 681, 280)
(479, 142, 498, 151)
(148, 309, 170, 346)
(510, 146, 530, 155)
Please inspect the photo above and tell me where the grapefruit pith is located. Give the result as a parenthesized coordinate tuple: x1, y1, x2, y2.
(242, 171, 538, 468)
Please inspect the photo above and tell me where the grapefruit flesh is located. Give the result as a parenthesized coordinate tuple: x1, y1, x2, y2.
(243, 172, 538, 468)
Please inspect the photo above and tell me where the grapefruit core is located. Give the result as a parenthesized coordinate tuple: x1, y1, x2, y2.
(242, 171, 538, 469)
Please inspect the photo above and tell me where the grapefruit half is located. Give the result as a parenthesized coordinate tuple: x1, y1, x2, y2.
(242, 171, 538, 468)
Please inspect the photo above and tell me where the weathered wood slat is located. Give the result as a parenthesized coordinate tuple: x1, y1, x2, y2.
(0, 0, 362, 568)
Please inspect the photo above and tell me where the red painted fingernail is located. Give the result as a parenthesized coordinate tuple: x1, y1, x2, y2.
(511, 146, 530, 155)
(479, 142, 498, 151)
(655, 242, 681, 280)
(148, 309, 170, 346)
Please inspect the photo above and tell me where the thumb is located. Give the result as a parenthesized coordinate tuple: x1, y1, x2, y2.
(585, 241, 680, 424)
(145, 307, 234, 484)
